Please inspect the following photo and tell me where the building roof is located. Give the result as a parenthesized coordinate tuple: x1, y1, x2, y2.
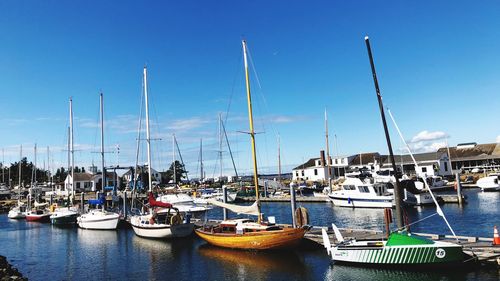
(70, 173, 94, 181)
(383, 151, 446, 165)
(349, 152, 382, 166)
(437, 143, 500, 161)
(292, 158, 319, 170)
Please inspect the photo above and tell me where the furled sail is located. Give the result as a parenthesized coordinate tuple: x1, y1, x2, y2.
(207, 199, 259, 216)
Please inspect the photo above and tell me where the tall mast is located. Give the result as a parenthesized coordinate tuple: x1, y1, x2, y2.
(2, 148, 4, 184)
(143, 67, 153, 192)
(19, 145, 22, 189)
(200, 139, 203, 182)
(32, 143, 37, 187)
(365, 36, 403, 228)
(242, 40, 261, 221)
(47, 146, 51, 191)
(172, 134, 176, 184)
(218, 113, 223, 184)
(278, 134, 282, 184)
(67, 126, 70, 191)
(325, 109, 331, 188)
(70, 97, 75, 197)
(134, 84, 144, 191)
(100, 93, 106, 193)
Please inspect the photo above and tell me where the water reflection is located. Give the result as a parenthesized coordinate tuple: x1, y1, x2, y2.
(325, 264, 469, 281)
(198, 245, 305, 273)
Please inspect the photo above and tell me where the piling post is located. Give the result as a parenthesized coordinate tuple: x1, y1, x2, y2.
(80, 192, 84, 213)
(264, 181, 268, 198)
(456, 173, 463, 205)
(123, 191, 127, 220)
(49, 194, 53, 206)
(290, 184, 297, 228)
(222, 185, 228, 220)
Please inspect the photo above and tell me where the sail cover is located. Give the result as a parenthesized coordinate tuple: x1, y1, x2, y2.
(148, 192, 173, 208)
(207, 199, 259, 216)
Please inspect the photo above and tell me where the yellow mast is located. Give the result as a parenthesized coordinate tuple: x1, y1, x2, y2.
(242, 40, 261, 222)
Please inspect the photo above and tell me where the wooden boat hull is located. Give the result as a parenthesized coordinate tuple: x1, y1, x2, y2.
(195, 226, 307, 250)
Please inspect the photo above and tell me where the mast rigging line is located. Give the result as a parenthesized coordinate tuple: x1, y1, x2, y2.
(387, 108, 458, 240)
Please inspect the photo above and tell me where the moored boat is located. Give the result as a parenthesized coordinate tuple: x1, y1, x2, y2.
(328, 177, 393, 208)
(322, 224, 464, 268)
(476, 173, 500, 192)
(131, 192, 194, 239)
(50, 205, 79, 225)
(195, 40, 309, 250)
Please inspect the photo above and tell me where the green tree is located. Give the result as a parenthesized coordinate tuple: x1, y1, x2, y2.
(164, 160, 188, 184)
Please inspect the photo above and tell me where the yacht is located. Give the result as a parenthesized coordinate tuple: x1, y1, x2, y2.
(476, 173, 500, 192)
(328, 177, 393, 208)
(77, 194, 119, 230)
(157, 193, 211, 214)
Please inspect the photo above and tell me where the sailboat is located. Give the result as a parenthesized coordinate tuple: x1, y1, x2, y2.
(26, 144, 52, 223)
(321, 36, 465, 267)
(77, 94, 120, 230)
(129, 67, 194, 239)
(51, 98, 79, 225)
(195, 40, 309, 250)
(8, 145, 26, 219)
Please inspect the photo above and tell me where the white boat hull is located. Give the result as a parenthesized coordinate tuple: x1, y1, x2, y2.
(77, 210, 119, 230)
(8, 210, 25, 219)
(329, 194, 392, 208)
(477, 176, 500, 191)
(130, 215, 194, 239)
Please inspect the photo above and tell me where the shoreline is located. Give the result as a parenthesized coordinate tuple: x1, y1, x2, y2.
(0, 256, 27, 280)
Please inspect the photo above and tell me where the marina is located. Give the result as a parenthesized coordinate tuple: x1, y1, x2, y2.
(1, 2, 500, 281)
(0, 189, 499, 280)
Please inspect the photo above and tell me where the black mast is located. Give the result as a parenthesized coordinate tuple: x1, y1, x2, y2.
(364, 36, 404, 229)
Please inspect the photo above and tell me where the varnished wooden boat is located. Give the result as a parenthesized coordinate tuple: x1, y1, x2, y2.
(196, 40, 309, 250)
(195, 219, 307, 250)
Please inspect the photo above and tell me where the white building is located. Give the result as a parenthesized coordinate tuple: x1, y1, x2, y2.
(292, 154, 351, 182)
(381, 151, 452, 177)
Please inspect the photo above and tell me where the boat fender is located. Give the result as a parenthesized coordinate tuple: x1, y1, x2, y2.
(295, 207, 309, 227)
(170, 214, 182, 225)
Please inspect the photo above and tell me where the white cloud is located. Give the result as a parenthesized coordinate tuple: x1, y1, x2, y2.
(410, 130, 448, 143)
(167, 117, 209, 131)
(496, 135, 500, 143)
(409, 141, 446, 153)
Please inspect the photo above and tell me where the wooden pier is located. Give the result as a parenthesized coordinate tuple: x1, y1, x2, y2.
(306, 226, 500, 267)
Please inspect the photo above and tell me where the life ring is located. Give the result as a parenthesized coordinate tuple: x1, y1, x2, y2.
(170, 214, 182, 225)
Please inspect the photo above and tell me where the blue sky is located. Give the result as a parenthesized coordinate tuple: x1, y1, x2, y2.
(1, 1, 499, 177)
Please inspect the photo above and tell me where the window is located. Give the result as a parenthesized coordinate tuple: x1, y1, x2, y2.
(444, 162, 448, 172)
(301, 171, 304, 176)
(343, 185, 356, 190)
(314, 169, 318, 176)
(422, 167, 427, 173)
(335, 159, 338, 164)
(358, 186, 370, 193)
(296, 171, 299, 177)
(76, 182, 81, 190)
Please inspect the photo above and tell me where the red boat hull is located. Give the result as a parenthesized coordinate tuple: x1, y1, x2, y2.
(26, 214, 51, 223)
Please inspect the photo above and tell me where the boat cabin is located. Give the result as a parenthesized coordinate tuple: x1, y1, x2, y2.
(208, 218, 281, 234)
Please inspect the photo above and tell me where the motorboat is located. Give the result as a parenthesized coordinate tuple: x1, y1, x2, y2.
(328, 177, 393, 208)
(157, 193, 211, 214)
(476, 173, 500, 192)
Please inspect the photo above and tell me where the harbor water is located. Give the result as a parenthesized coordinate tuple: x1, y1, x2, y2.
(0, 188, 499, 281)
